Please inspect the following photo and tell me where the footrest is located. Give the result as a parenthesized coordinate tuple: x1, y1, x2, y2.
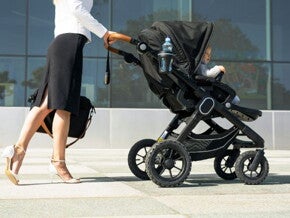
(228, 104, 262, 122)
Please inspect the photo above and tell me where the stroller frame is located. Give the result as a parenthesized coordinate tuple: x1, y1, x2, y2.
(106, 21, 269, 187)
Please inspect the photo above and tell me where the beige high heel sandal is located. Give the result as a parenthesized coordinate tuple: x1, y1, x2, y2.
(49, 159, 80, 184)
(1, 145, 26, 185)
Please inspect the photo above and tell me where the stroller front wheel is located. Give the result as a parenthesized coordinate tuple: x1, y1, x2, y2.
(235, 150, 269, 185)
(145, 140, 191, 187)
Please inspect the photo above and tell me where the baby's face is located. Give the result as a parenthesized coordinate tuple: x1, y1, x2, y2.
(202, 47, 212, 64)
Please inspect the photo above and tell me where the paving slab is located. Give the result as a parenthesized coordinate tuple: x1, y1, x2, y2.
(0, 148, 290, 217)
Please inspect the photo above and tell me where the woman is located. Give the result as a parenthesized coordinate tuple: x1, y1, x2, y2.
(1, 0, 114, 185)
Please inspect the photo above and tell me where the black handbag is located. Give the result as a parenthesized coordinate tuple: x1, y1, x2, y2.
(28, 91, 95, 148)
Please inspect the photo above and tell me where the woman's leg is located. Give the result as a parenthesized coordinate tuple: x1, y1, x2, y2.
(11, 92, 53, 174)
(52, 109, 70, 161)
(51, 109, 77, 181)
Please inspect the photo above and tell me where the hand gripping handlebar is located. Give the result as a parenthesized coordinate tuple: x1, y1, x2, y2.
(103, 32, 141, 85)
(105, 32, 139, 54)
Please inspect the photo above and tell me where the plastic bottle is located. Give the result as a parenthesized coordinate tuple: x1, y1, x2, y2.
(162, 37, 173, 53)
(159, 37, 173, 73)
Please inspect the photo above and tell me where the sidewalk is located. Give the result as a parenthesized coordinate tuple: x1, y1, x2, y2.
(1, 148, 290, 217)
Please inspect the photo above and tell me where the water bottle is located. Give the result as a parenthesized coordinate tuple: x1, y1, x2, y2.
(162, 37, 173, 53)
(158, 37, 174, 73)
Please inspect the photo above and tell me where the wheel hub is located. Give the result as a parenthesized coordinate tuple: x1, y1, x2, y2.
(164, 158, 174, 169)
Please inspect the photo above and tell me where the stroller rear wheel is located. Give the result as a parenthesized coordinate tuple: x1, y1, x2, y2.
(128, 139, 156, 180)
(214, 149, 240, 180)
(145, 140, 191, 187)
(235, 150, 269, 185)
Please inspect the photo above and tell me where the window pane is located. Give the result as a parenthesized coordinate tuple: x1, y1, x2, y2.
(272, 64, 290, 109)
(83, 0, 110, 57)
(112, 0, 191, 55)
(272, 1, 290, 61)
(26, 57, 46, 104)
(0, 0, 26, 54)
(28, 0, 54, 55)
(0, 57, 25, 106)
(192, 0, 266, 60)
(113, 0, 191, 32)
(82, 58, 109, 107)
(111, 58, 163, 108)
(219, 62, 269, 109)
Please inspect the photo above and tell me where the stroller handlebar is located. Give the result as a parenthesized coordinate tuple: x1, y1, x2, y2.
(105, 32, 139, 55)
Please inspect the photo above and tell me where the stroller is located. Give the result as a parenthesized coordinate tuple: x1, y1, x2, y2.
(106, 21, 269, 187)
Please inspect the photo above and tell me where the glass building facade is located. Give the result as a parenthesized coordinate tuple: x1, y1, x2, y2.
(1, 0, 290, 110)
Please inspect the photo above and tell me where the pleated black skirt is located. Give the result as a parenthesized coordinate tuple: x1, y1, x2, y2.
(33, 33, 87, 115)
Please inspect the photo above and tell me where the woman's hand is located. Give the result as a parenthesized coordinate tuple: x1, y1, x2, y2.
(103, 31, 116, 47)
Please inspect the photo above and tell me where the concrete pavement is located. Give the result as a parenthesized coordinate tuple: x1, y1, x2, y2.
(1, 148, 290, 217)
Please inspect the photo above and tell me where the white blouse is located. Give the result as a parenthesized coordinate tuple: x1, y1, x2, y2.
(53, 0, 108, 42)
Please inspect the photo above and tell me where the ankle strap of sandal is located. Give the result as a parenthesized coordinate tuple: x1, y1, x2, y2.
(51, 159, 65, 163)
(15, 145, 26, 154)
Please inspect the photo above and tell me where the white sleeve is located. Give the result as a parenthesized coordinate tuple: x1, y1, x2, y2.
(203, 65, 221, 77)
(68, 0, 108, 38)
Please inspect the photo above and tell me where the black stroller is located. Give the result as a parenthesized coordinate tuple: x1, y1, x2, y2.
(106, 21, 269, 187)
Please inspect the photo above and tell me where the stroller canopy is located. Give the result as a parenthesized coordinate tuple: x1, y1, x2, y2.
(138, 21, 214, 79)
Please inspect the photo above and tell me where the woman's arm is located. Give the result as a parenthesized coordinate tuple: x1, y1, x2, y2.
(68, 0, 108, 38)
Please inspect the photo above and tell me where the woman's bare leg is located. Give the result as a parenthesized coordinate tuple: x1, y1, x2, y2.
(51, 109, 76, 181)
(52, 109, 70, 161)
(11, 92, 52, 174)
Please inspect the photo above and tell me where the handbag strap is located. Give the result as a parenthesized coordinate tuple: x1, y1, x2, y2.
(40, 107, 95, 148)
(65, 111, 94, 148)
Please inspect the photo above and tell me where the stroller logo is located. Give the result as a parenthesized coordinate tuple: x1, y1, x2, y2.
(199, 97, 215, 115)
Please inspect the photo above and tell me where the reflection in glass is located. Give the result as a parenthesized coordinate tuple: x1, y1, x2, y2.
(28, 0, 54, 55)
(217, 61, 269, 109)
(272, 1, 290, 61)
(0, 57, 25, 106)
(83, 0, 110, 57)
(0, 0, 26, 54)
(112, 0, 191, 55)
(83, 58, 108, 107)
(192, 0, 266, 60)
(26, 58, 46, 103)
(111, 58, 163, 108)
(272, 64, 290, 110)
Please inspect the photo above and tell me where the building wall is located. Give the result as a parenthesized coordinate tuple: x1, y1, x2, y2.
(1, 107, 289, 150)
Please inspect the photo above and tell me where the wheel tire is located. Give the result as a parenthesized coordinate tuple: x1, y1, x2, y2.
(145, 140, 191, 187)
(235, 150, 269, 185)
(214, 150, 239, 180)
(128, 139, 156, 180)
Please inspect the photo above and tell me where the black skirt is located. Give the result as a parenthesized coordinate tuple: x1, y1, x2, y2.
(33, 33, 87, 115)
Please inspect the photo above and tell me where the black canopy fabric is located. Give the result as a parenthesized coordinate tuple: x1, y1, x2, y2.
(138, 21, 214, 97)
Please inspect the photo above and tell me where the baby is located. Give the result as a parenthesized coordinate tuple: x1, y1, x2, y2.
(197, 46, 240, 104)
(197, 46, 225, 77)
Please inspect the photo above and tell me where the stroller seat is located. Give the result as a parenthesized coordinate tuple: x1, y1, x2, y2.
(227, 104, 262, 122)
(193, 75, 261, 121)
